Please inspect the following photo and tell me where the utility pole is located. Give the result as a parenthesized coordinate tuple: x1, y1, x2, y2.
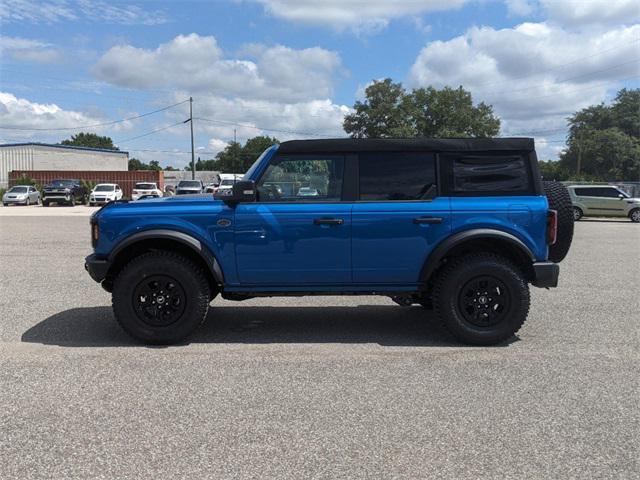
(576, 129, 583, 177)
(233, 128, 237, 175)
(189, 96, 195, 180)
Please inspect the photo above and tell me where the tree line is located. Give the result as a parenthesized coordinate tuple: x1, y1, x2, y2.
(59, 82, 639, 182)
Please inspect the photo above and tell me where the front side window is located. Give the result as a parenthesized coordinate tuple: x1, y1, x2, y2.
(445, 153, 532, 195)
(359, 152, 436, 201)
(257, 155, 344, 202)
(600, 187, 626, 198)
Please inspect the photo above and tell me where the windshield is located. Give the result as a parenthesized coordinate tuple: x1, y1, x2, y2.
(94, 185, 115, 192)
(9, 186, 28, 193)
(616, 188, 630, 198)
(220, 179, 234, 186)
(49, 180, 76, 187)
(135, 183, 156, 190)
(243, 145, 275, 180)
(178, 181, 201, 188)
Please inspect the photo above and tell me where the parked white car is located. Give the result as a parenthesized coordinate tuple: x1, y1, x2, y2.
(89, 184, 123, 206)
(132, 182, 163, 201)
(216, 174, 243, 196)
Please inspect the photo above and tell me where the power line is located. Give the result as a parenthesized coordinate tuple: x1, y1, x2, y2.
(114, 121, 187, 144)
(194, 116, 337, 137)
(0, 100, 190, 131)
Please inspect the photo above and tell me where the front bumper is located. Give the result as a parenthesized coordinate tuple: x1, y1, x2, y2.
(532, 262, 559, 288)
(3, 198, 28, 204)
(85, 254, 109, 283)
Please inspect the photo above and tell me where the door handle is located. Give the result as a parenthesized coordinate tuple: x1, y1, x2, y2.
(314, 218, 344, 226)
(413, 216, 443, 224)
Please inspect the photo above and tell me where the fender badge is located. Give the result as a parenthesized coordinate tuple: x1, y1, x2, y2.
(217, 219, 232, 227)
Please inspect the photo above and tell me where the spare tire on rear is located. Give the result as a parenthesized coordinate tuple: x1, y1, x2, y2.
(543, 181, 574, 263)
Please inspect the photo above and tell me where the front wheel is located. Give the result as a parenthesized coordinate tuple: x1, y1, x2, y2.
(433, 253, 530, 345)
(112, 251, 211, 344)
(630, 209, 640, 223)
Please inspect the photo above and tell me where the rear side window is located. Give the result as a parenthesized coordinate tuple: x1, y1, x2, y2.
(444, 153, 533, 195)
(358, 152, 436, 201)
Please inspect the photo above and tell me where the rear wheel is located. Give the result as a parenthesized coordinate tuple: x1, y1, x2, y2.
(543, 181, 574, 262)
(630, 209, 640, 223)
(573, 206, 583, 221)
(433, 253, 530, 345)
(112, 251, 211, 344)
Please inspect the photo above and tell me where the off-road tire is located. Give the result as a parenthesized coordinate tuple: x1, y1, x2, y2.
(630, 209, 640, 223)
(573, 206, 583, 221)
(112, 251, 211, 344)
(433, 253, 530, 346)
(543, 181, 574, 262)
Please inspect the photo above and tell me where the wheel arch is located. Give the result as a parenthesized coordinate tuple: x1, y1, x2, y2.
(103, 229, 223, 294)
(420, 229, 536, 285)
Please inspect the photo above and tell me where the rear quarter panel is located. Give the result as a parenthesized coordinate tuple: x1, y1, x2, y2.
(449, 196, 549, 261)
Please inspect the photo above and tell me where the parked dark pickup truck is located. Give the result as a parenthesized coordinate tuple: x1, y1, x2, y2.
(42, 179, 86, 206)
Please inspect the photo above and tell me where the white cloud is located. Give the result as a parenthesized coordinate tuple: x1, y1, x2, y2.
(207, 138, 229, 155)
(0, 0, 168, 25)
(92, 34, 344, 103)
(0, 92, 103, 141)
(0, 36, 63, 63)
(183, 94, 350, 142)
(250, 0, 468, 32)
(540, 0, 640, 27)
(504, 0, 535, 17)
(407, 23, 640, 157)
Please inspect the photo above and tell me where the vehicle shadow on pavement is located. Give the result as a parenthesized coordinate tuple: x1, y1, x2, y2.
(22, 305, 517, 348)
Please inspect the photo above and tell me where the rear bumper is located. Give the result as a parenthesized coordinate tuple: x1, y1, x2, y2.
(532, 262, 559, 288)
(85, 254, 109, 283)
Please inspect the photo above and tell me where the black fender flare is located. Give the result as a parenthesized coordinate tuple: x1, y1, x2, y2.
(109, 229, 224, 283)
(419, 229, 535, 283)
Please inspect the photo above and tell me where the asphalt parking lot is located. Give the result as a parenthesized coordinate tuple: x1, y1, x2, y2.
(1, 208, 638, 479)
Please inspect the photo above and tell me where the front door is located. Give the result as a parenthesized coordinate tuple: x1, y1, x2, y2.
(590, 187, 628, 216)
(351, 152, 451, 284)
(234, 154, 351, 285)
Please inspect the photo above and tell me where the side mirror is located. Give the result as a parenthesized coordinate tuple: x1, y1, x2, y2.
(618, 194, 625, 200)
(214, 180, 256, 204)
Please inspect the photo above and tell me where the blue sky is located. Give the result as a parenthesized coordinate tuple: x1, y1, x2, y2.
(0, 0, 638, 167)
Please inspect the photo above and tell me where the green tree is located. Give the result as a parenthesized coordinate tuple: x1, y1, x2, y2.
(128, 158, 162, 171)
(343, 79, 414, 138)
(61, 132, 118, 150)
(343, 79, 500, 138)
(560, 88, 640, 181)
(214, 136, 279, 173)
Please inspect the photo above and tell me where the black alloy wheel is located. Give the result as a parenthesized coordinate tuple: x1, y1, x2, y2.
(132, 275, 187, 327)
(457, 276, 511, 328)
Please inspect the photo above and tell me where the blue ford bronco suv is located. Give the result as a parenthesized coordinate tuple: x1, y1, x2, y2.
(85, 138, 574, 345)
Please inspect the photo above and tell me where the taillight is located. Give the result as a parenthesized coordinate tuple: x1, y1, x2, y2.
(547, 210, 557, 245)
(91, 222, 99, 248)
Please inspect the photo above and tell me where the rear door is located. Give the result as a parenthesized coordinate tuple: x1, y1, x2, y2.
(234, 153, 351, 285)
(351, 152, 451, 284)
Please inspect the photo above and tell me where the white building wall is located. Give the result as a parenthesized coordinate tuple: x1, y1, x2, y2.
(1, 144, 128, 187)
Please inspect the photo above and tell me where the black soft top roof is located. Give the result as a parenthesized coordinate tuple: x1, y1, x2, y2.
(278, 137, 534, 154)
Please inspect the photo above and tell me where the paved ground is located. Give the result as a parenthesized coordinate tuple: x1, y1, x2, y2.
(0, 213, 638, 479)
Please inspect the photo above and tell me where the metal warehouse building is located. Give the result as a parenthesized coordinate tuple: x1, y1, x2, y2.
(0, 143, 129, 188)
